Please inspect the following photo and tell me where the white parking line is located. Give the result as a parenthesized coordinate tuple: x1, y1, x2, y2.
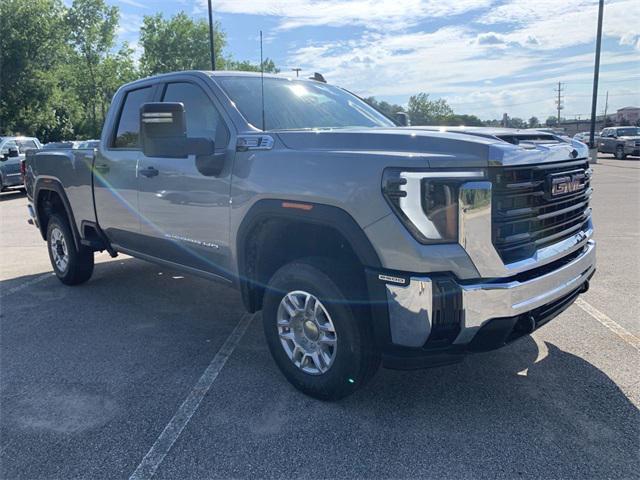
(129, 312, 254, 480)
(0, 272, 53, 296)
(576, 298, 640, 352)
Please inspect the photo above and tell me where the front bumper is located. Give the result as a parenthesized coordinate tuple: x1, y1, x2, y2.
(379, 240, 595, 367)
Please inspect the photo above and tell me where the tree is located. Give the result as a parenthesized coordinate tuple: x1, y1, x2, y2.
(509, 117, 526, 129)
(362, 97, 405, 120)
(139, 12, 227, 75)
(226, 59, 280, 73)
(407, 93, 453, 125)
(528, 116, 540, 128)
(442, 114, 483, 126)
(66, 0, 129, 137)
(0, 0, 75, 140)
(545, 116, 558, 127)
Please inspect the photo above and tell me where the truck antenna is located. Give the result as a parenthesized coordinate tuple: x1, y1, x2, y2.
(260, 30, 266, 131)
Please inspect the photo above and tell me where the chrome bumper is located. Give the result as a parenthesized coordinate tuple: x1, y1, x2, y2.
(385, 240, 596, 348)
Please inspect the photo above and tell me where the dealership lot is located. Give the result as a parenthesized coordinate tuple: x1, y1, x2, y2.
(1, 156, 638, 479)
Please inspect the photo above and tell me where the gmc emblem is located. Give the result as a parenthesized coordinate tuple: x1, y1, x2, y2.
(548, 172, 586, 197)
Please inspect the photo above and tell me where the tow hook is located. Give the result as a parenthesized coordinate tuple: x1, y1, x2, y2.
(581, 280, 590, 294)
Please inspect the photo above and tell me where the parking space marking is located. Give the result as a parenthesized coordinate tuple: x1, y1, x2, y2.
(576, 298, 640, 351)
(0, 272, 53, 297)
(129, 312, 254, 480)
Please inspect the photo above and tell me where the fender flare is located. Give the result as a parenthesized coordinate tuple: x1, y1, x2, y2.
(33, 177, 82, 250)
(236, 199, 382, 311)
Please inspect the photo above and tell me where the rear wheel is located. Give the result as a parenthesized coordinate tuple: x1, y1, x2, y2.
(46, 214, 94, 285)
(615, 145, 626, 160)
(262, 258, 380, 400)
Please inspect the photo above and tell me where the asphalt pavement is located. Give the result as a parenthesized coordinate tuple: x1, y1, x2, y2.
(1, 154, 638, 479)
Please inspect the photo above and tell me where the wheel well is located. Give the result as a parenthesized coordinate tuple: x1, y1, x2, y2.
(241, 218, 367, 312)
(36, 190, 69, 239)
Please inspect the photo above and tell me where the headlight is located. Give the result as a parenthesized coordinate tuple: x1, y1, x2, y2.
(382, 169, 485, 244)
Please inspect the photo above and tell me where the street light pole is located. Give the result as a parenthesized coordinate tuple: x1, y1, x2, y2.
(207, 0, 216, 70)
(292, 68, 301, 78)
(588, 0, 604, 149)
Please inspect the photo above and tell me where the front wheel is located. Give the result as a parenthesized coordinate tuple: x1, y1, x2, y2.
(615, 145, 626, 160)
(47, 214, 94, 285)
(262, 259, 380, 400)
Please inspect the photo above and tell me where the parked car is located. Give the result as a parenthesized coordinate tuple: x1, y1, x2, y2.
(25, 71, 595, 399)
(42, 141, 80, 150)
(597, 126, 640, 159)
(573, 132, 592, 144)
(76, 140, 100, 149)
(0, 136, 42, 191)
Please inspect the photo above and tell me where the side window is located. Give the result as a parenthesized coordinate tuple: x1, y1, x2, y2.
(113, 86, 154, 148)
(162, 82, 229, 149)
(2, 141, 17, 154)
(16, 139, 37, 151)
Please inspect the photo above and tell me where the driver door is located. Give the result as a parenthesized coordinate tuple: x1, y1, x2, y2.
(137, 80, 234, 279)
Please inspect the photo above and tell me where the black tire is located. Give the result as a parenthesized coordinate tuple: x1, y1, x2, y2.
(262, 258, 380, 400)
(615, 145, 626, 160)
(46, 214, 94, 285)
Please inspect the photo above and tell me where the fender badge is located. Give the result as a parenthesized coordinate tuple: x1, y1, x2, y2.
(378, 274, 406, 285)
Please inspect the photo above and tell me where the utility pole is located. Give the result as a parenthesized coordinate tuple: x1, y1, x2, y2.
(207, 0, 216, 70)
(589, 0, 604, 148)
(554, 81, 564, 126)
(291, 68, 302, 78)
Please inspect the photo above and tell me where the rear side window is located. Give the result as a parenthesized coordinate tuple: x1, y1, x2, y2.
(113, 87, 154, 148)
(16, 139, 37, 151)
(162, 82, 229, 148)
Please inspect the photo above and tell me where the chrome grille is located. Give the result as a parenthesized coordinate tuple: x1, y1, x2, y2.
(490, 159, 592, 264)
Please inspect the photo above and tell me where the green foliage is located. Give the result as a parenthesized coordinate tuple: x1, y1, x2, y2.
(407, 93, 454, 125)
(545, 116, 559, 127)
(0, 0, 73, 140)
(226, 59, 280, 73)
(508, 117, 526, 129)
(362, 97, 405, 120)
(528, 116, 540, 128)
(139, 12, 227, 75)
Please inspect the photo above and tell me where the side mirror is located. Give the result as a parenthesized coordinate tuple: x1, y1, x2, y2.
(140, 102, 223, 176)
(394, 112, 410, 127)
(140, 102, 189, 158)
(8, 147, 19, 158)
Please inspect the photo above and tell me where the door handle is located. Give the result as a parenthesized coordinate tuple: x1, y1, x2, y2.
(95, 163, 110, 174)
(139, 166, 159, 178)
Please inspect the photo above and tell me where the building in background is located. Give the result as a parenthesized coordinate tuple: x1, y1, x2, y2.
(615, 107, 640, 125)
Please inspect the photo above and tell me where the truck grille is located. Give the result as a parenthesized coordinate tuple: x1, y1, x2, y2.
(490, 159, 592, 264)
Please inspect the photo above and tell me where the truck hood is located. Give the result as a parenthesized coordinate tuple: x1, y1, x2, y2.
(274, 127, 588, 168)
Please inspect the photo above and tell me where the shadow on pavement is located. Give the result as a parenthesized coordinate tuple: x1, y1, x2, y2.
(0, 189, 26, 202)
(1, 258, 638, 478)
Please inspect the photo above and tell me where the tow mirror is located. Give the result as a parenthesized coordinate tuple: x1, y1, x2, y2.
(8, 147, 19, 158)
(394, 112, 410, 127)
(140, 102, 222, 176)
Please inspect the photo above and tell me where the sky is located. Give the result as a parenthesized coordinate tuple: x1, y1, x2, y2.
(112, 0, 640, 121)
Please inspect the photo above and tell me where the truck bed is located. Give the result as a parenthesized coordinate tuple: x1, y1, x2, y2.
(25, 148, 97, 234)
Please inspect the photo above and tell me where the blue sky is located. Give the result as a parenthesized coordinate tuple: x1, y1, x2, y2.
(112, 0, 639, 121)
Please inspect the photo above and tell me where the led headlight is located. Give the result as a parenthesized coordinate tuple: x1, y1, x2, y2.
(382, 169, 485, 244)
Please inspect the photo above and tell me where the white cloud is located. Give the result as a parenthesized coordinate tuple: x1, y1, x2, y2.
(480, 0, 640, 51)
(205, 0, 492, 30)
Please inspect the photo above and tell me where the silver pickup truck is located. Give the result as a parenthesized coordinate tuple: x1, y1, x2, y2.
(25, 71, 596, 400)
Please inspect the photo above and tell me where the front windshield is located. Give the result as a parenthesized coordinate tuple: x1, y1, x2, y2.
(216, 76, 395, 131)
(617, 127, 640, 136)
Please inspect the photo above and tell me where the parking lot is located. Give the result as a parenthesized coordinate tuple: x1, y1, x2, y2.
(1, 155, 638, 479)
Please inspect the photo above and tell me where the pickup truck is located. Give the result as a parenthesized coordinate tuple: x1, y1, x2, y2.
(597, 126, 640, 159)
(25, 71, 596, 400)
